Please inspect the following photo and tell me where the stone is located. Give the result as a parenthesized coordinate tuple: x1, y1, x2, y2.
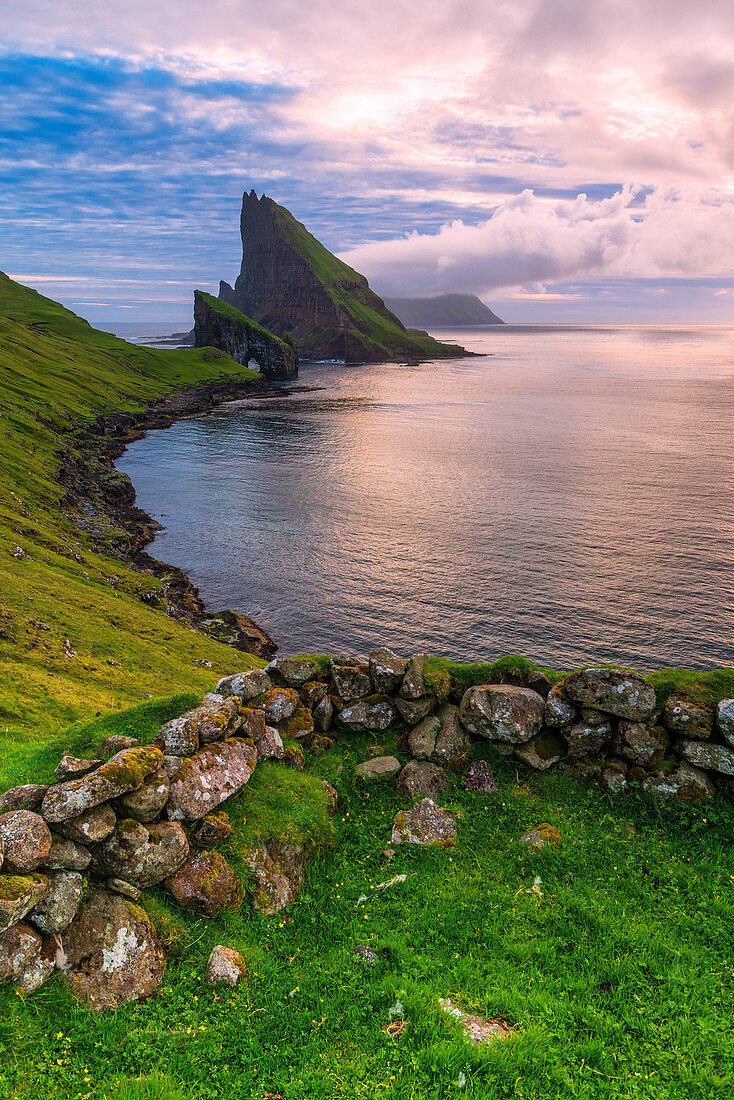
(242, 841, 306, 914)
(165, 850, 243, 918)
(663, 695, 714, 740)
(0, 784, 49, 813)
(255, 725, 286, 761)
(0, 874, 49, 933)
(431, 703, 472, 772)
(601, 760, 629, 794)
(55, 804, 116, 843)
(253, 688, 300, 725)
(458, 685, 544, 743)
(352, 944, 378, 967)
(464, 760, 498, 793)
(301, 680, 329, 709)
(117, 769, 170, 823)
(395, 695, 435, 725)
(331, 664, 371, 703)
(107, 879, 142, 902)
(283, 745, 305, 771)
(676, 739, 734, 776)
(0, 921, 42, 983)
(215, 668, 272, 701)
(543, 685, 577, 729)
(562, 667, 656, 721)
(614, 721, 668, 768)
(439, 998, 512, 1045)
(408, 716, 441, 759)
(368, 648, 407, 694)
(355, 756, 402, 781)
(282, 705, 315, 740)
(55, 755, 101, 781)
(28, 871, 83, 933)
(191, 810, 233, 848)
(161, 755, 183, 777)
(61, 889, 164, 1011)
(395, 760, 450, 802)
(41, 745, 163, 824)
(716, 699, 734, 746)
(564, 721, 613, 759)
(268, 656, 326, 687)
(398, 654, 431, 700)
(338, 694, 397, 732)
(391, 798, 457, 846)
(0, 810, 52, 872)
(579, 707, 611, 727)
(184, 694, 243, 745)
(313, 694, 334, 732)
(519, 823, 562, 852)
(642, 761, 714, 804)
(194, 288, 298, 382)
(15, 940, 56, 992)
(167, 738, 257, 821)
(44, 837, 91, 871)
(157, 716, 199, 756)
(239, 707, 266, 742)
(96, 819, 189, 887)
(322, 780, 339, 814)
(99, 736, 139, 759)
(206, 944, 248, 987)
(514, 733, 564, 771)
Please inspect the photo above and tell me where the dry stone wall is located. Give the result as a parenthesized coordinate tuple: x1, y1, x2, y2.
(1, 648, 732, 1011)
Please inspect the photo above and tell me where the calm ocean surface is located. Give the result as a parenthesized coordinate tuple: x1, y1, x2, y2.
(116, 325, 734, 670)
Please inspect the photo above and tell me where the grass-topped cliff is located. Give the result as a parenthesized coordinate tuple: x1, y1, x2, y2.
(0, 271, 267, 745)
(221, 191, 469, 363)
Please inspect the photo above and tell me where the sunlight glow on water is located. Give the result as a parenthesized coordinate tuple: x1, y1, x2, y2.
(118, 325, 734, 670)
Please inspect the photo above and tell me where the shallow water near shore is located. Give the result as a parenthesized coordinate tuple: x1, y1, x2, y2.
(117, 324, 734, 670)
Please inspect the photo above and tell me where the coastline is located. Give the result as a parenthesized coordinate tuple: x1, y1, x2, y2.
(58, 375, 282, 660)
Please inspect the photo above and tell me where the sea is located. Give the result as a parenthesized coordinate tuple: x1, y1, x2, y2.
(111, 323, 734, 671)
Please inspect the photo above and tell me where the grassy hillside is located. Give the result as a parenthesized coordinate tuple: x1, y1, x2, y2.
(0, 272, 266, 745)
(195, 292, 294, 351)
(269, 202, 467, 360)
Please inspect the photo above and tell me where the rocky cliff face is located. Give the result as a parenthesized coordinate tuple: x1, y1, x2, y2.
(193, 291, 297, 382)
(220, 191, 468, 363)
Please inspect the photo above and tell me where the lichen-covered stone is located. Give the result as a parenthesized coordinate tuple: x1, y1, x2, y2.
(99, 736, 139, 759)
(41, 745, 163, 824)
(0, 810, 52, 872)
(107, 879, 142, 902)
(117, 769, 170, 823)
(190, 811, 232, 848)
(368, 648, 407, 694)
(601, 760, 629, 794)
(676, 739, 734, 776)
(252, 687, 300, 725)
(184, 694, 243, 745)
(579, 707, 611, 727)
(355, 756, 402, 781)
(391, 798, 457, 846)
(322, 780, 339, 814)
(431, 703, 472, 772)
(0, 920, 42, 983)
(642, 761, 714, 803)
(395, 694, 436, 725)
(61, 889, 164, 1011)
(464, 760, 498, 793)
(166, 738, 257, 821)
(239, 707, 266, 742)
(28, 871, 83, 933)
(268, 656, 326, 687)
(161, 755, 183, 777)
(96, 819, 189, 887)
(614, 721, 668, 768)
(44, 837, 91, 871)
(0, 874, 49, 933)
(331, 663, 371, 703)
(562, 668, 656, 721)
(300, 680, 329, 709)
(283, 744, 306, 771)
(15, 938, 56, 992)
(55, 755, 101, 781)
(165, 850, 243, 918)
(215, 669, 272, 701)
(339, 695, 397, 732)
(312, 694, 334, 732)
(543, 684, 577, 729)
(519, 823, 562, 852)
(458, 685, 544, 744)
(242, 841, 306, 914)
(514, 733, 564, 771)
(408, 715, 441, 759)
(206, 944, 248, 987)
(55, 804, 116, 843)
(395, 760, 450, 802)
(439, 998, 513, 1044)
(716, 699, 734, 746)
(255, 725, 286, 761)
(157, 716, 199, 756)
(282, 705, 315, 741)
(663, 695, 714, 740)
(564, 721, 613, 759)
(0, 785, 49, 813)
(398, 654, 431, 700)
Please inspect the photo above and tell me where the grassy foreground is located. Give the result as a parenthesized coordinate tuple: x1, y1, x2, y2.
(0, 696, 732, 1100)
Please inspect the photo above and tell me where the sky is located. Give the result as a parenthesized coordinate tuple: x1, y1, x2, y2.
(2, 0, 734, 322)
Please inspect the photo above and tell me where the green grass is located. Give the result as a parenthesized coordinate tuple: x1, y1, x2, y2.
(195, 292, 294, 351)
(0, 271, 266, 741)
(1, 700, 732, 1099)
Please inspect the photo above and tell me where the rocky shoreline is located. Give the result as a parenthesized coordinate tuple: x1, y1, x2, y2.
(58, 374, 282, 659)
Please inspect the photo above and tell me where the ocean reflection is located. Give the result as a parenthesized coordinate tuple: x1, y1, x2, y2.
(118, 326, 734, 670)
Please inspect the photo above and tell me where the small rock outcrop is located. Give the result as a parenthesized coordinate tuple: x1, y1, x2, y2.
(193, 290, 297, 382)
(391, 799, 457, 846)
(206, 944, 248, 987)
